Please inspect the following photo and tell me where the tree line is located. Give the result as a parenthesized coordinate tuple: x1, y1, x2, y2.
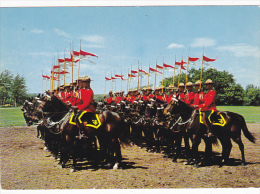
(1, 68, 259, 107)
(0, 70, 27, 107)
(163, 68, 260, 106)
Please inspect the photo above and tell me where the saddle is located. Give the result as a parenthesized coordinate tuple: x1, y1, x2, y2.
(70, 111, 101, 129)
(199, 110, 226, 127)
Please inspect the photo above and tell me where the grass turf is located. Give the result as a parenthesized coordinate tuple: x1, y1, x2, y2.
(0, 107, 27, 127)
(0, 106, 259, 127)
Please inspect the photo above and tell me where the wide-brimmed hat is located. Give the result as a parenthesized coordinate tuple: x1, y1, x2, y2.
(186, 82, 193, 87)
(82, 75, 92, 82)
(147, 87, 153, 91)
(204, 79, 215, 84)
(109, 90, 113, 94)
(178, 83, 185, 87)
(77, 77, 84, 81)
(154, 87, 160, 91)
(194, 80, 203, 86)
(64, 83, 70, 87)
(160, 86, 166, 90)
(168, 84, 174, 89)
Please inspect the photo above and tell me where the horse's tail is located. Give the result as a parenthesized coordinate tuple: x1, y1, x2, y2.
(240, 115, 256, 143)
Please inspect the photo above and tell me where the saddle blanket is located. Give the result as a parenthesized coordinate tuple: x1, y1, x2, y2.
(199, 110, 226, 127)
(69, 111, 101, 129)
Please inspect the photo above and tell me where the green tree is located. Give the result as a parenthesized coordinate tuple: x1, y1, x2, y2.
(0, 70, 13, 105)
(244, 84, 260, 106)
(11, 74, 27, 107)
(163, 67, 245, 105)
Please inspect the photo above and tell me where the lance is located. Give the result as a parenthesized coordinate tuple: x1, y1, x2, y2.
(42, 70, 43, 94)
(154, 58, 157, 90)
(111, 71, 113, 92)
(63, 50, 66, 85)
(140, 63, 142, 90)
(114, 70, 116, 92)
(127, 68, 129, 92)
(178, 57, 183, 87)
(185, 57, 190, 90)
(130, 65, 132, 91)
(51, 64, 54, 91)
(173, 54, 176, 87)
(121, 69, 123, 92)
(148, 61, 150, 89)
(162, 58, 164, 93)
(200, 47, 205, 89)
(77, 39, 82, 86)
(137, 61, 140, 90)
(104, 72, 106, 95)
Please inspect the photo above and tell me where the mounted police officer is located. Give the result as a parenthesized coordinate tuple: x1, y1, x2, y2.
(105, 90, 115, 105)
(74, 76, 96, 130)
(191, 80, 205, 110)
(184, 82, 195, 105)
(198, 79, 217, 137)
(166, 84, 175, 104)
(177, 83, 185, 101)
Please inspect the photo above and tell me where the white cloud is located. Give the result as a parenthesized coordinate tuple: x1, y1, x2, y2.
(217, 44, 260, 58)
(166, 43, 184, 49)
(81, 34, 105, 44)
(54, 28, 70, 38)
(191, 38, 216, 47)
(31, 29, 44, 34)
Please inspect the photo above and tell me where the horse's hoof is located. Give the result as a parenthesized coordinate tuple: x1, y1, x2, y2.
(43, 146, 48, 150)
(241, 162, 246, 166)
(113, 162, 119, 170)
(70, 168, 76, 173)
(106, 163, 113, 168)
(193, 164, 199, 168)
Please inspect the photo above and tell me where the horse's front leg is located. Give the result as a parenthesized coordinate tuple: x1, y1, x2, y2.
(192, 134, 201, 168)
(112, 138, 122, 170)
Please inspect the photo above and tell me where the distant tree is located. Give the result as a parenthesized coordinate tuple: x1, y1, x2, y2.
(244, 84, 260, 106)
(0, 70, 13, 105)
(11, 74, 27, 107)
(163, 68, 245, 105)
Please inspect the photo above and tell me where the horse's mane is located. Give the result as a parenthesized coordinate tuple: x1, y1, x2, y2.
(42, 95, 70, 112)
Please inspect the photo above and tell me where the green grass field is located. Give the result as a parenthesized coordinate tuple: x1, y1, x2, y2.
(0, 106, 259, 127)
(0, 107, 27, 127)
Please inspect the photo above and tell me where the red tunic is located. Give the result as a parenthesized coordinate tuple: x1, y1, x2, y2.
(116, 96, 123, 104)
(130, 96, 137, 104)
(74, 89, 83, 106)
(191, 91, 205, 107)
(184, 92, 195, 105)
(167, 93, 175, 104)
(162, 93, 168, 102)
(142, 95, 150, 101)
(155, 95, 163, 101)
(198, 90, 217, 111)
(77, 88, 96, 113)
(57, 91, 65, 100)
(63, 92, 72, 103)
(178, 92, 185, 102)
(149, 93, 154, 99)
(106, 96, 114, 104)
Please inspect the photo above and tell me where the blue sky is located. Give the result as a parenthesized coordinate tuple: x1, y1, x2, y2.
(0, 6, 259, 94)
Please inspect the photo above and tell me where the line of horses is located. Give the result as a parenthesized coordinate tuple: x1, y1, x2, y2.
(21, 94, 256, 172)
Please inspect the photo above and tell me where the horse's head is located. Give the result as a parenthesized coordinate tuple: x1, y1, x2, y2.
(163, 98, 192, 118)
(42, 95, 69, 113)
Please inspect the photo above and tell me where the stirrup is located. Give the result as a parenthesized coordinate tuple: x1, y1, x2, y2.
(76, 134, 88, 139)
(205, 133, 214, 138)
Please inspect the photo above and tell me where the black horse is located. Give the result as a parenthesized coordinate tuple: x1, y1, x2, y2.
(164, 98, 256, 167)
(42, 95, 130, 172)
